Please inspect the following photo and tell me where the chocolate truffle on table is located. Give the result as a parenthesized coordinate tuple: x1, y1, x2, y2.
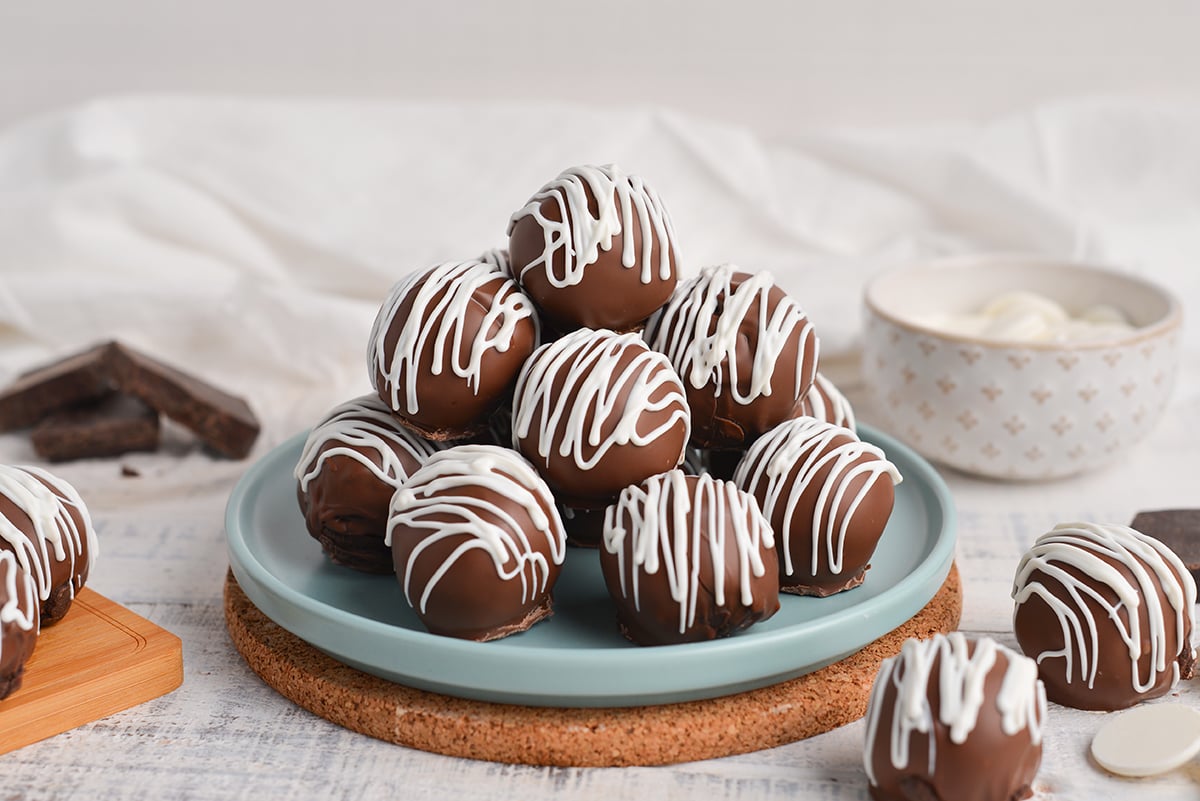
(1012, 521, 1197, 711)
(386, 444, 567, 641)
(0, 550, 38, 700)
(600, 470, 779, 646)
(734, 417, 901, 596)
(368, 260, 538, 440)
(512, 328, 690, 507)
(0, 464, 97, 626)
(863, 633, 1046, 801)
(801, 371, 856, 430)
(648, 265, 819, 450)
(508, 164, 679, 332)
(295, 394, 441, 574)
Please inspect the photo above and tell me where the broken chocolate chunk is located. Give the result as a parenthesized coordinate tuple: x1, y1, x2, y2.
(1131, 509, 1200, 584)
(106, 342, 260, 459)
(31, 394, 160, 462)
(0, 342, 116, 430)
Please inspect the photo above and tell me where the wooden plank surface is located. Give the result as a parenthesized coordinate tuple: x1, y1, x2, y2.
(0, 587, 184, 755)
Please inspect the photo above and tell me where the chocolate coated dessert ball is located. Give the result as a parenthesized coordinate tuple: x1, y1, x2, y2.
(387, 445, 566, 641)
(600, 470, 779, 645)
(512, 328, 690, 507)
(0, 550, 38, 700)
(864, 633, 1046, 801)
(477, 247, 512, 278)
(648, 265, 819, 450)
(801, 371, 856, 430)
(0, 464, 96, 626)
(296, 394, 441, 574)
(1012, 521, 1197, 711)
(508, 164, 678, 332)
(368, 259, 538, 440)
(734, 417, 900, 596)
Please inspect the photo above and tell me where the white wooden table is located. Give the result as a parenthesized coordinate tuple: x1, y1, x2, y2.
(3, 351, 1198, 801)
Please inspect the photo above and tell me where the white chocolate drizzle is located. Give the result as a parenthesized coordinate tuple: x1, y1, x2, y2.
(603, 470, 774, 636)
(294, 394, 440, 492)
(507, 164, 676, 288)
(0, 464, 96, 604)
(386, 445, 566, 615)
(477, 247, 512, 279)
(512, 328, 690, 473)
(733, 417, 900, 578)
(0, 550, 37, 637)
(806, 372, 856, 430)
(1012, 521, 1197, 695)
(367, 260, 535, 416)
(649, 264, 819, 403)
(863, 633, 1046, 785)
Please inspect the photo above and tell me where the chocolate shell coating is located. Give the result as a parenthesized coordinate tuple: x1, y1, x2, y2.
(512, 328, 690, 507)
(864, 634, 1046, 801)
(368, 260, 538, 440)
(801, 371, 856, 430)
(508, 164, 678, 332)
(734, 418, 900, 596)
(295, 394, 440, 574)
(0, 550, 38, 700)
(387, 445, 566, 641)
(1012, 522, 1197, 711)
(0, 465, 96, 626)
(648, 265, 819, 450)
(600, 470, 779, 645)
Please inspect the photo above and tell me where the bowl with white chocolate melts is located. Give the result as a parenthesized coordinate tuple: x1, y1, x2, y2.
(862, 255, 1182, 479)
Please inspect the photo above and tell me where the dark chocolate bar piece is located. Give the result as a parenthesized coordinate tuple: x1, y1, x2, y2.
(1131, 509, 1200, 584)
(30, 394, 160, 462)
(0, 342, 116, 431)
(107, 342, 260, 459)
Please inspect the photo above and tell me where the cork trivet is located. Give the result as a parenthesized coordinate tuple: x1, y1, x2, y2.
(224, 564, 961, 767)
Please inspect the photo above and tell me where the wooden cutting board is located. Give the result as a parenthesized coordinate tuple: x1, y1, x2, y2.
(0, 588, 184, 755)
(225, 564, 962, 767)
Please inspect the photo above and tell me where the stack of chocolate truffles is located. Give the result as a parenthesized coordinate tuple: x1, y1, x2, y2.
(0, 341, 259, 461)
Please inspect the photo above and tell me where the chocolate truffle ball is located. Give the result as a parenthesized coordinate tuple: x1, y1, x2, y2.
(0, 464, 97, 626)
(1012, 522, 1197, 711)
(508, 164, 679, 332)
(801, 371, 856, 430)
(864, 633, 1046, 801)
(512, 328, 690, 507)
(600, 470, 779, 645)
(477, 247, 512, 278)
(368, 259, 538, 440)
(295, 394, 441, 574)
(0, 550, 38, 700)
(387, 444, 567, 641)
(648, 265, 820, 450)
(734, 417, 900, 596)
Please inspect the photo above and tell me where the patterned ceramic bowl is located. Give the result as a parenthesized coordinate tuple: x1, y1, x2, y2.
(862, 256, 1182, 480)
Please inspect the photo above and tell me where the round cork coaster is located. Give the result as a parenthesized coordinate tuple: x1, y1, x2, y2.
(224, 564, 961, 767)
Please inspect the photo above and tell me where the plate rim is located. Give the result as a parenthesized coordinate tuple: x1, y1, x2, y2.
(225, 423, 956, 706)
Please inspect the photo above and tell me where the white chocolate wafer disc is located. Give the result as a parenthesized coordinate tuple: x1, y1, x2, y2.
(1091, 704, 1200, 777)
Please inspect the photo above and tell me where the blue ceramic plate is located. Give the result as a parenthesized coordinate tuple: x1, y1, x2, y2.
(226, 424, 955, 708)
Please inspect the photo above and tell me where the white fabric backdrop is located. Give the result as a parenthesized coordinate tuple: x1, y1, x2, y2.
(1, 95, 1197, 451)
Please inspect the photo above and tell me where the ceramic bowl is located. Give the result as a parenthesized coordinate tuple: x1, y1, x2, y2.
(862, 256, 1182, 480)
